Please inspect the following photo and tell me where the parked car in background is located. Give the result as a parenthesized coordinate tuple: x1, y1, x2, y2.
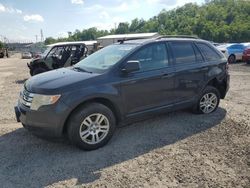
(15, 37, 230, 150)
(0, 48, 6, 58)
(0, 48, 9, 58)
(243, 46, 250, 64)
(217, 43, 247, 63)
(21, 52, 32, 59)
(27, 41, 97, 76)
(31, 52, 43, 59)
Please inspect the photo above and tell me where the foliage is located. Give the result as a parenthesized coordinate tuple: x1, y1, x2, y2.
(44, 0, 250, 44)
(0, 41, 4, 48)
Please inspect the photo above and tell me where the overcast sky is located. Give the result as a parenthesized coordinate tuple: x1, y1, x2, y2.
(0, 0, 204, 42)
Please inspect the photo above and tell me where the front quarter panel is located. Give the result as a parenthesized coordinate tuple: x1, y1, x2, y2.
(61, 81, 123, 124)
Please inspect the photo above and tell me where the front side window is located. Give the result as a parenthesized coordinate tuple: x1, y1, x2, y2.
(47, 46, 65, 59)
(197, 43, 222, 61)
(128, 43, 169, 72)
(42, 46, 52, 57)
(76, 44, 138, 73)
(171, 42, 196, 64)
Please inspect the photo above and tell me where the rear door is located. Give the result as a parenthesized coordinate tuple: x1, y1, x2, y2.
(120, 42, 176, 115)
(169, 41, 207, 102)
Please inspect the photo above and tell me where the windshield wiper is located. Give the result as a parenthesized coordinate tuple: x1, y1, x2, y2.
(73, 66, 92, 73)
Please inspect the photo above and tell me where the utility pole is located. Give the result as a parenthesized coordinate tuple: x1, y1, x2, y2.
(35, 35, 38, 43)
(40, 29, 44, 42)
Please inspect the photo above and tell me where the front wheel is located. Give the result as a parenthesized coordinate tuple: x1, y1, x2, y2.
(67, 103, 116, 150)
(193, 86, 220, 114)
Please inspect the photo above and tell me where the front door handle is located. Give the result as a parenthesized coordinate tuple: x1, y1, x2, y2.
(161, 73, 175, 79)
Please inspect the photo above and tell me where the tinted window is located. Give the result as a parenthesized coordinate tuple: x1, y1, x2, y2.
(129, 43, 168, 71)
(171, 42, 196, 64)
(193, 45, 203, 63)
(197, 43, 222, 61)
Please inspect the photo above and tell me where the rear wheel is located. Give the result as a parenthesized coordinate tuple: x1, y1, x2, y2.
(193, 86, 220, 114)
(67, 103, 116, 150)
(228, 55, 236, 64)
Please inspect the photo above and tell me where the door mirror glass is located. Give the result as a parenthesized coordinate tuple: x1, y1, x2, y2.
(122, 61, 140, 73)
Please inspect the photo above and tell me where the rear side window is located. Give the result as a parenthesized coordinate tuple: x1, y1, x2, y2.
(193, 45, 204, 63)
(171, 42, 196, 64)
(197, 43, 222, 61)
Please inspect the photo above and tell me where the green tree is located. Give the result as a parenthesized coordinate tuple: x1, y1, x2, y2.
(115, 22, 129, 34)
(44, 0, 250, 43)
(0, 41, 4, 48)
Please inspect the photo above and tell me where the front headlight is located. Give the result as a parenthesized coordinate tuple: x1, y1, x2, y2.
(31, 94, 61, 110)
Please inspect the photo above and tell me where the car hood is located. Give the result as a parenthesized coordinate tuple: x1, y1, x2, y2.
(25, 67, 100, 94)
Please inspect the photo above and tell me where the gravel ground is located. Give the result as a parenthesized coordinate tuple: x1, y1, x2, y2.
(0, 56, 249, 188)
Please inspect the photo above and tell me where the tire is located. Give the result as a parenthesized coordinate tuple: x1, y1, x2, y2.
(67, 103, 116, 150)
(31, 67, 47, 76)
(193, 86, 220, 114)
(228, 55, 236, 64)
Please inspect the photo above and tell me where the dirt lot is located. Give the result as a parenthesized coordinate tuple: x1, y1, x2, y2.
(0, 56, 249, 188)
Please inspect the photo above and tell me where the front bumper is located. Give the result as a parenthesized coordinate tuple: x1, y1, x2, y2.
(14, 100, 70, 138)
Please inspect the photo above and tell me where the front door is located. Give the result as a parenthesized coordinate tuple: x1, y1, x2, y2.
(120, 42, 176, 115)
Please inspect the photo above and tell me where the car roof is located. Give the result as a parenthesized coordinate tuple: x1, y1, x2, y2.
(122, 37, 208, 45)
(47, 40, 97, 47)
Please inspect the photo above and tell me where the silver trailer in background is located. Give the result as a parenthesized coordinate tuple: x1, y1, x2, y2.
(97, 33, 160, 47)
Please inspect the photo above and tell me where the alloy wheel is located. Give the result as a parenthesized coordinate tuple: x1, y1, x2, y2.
(199, 93, 218, 114)
(79, 113, 110, 145)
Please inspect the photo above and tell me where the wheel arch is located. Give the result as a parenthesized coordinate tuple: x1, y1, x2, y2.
(30, 61, 49, 71)
(62, 97, 122, 134)
(228, 54, 236, 63)
(206, 77, 227, 99)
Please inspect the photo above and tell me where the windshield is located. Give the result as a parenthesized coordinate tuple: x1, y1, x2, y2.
(75, 44, 138, 73)
(42, 46, 52, 57)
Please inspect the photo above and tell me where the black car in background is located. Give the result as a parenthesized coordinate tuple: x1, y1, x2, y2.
(15, 37, 230, 150)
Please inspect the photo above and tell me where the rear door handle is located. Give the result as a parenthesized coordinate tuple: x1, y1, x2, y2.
(161, 73, 175, 79)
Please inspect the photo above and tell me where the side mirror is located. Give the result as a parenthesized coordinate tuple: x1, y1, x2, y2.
(121, 61, 140, 73)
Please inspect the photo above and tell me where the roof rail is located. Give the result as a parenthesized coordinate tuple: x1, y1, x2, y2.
(118, 37, 152, 44)
(156, 35, 199, 39)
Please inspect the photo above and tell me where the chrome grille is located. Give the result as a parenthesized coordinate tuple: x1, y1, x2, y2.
(20, 89, 34, 108)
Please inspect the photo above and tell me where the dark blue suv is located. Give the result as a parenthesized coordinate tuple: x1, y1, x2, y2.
(15, 37, 230, 150)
